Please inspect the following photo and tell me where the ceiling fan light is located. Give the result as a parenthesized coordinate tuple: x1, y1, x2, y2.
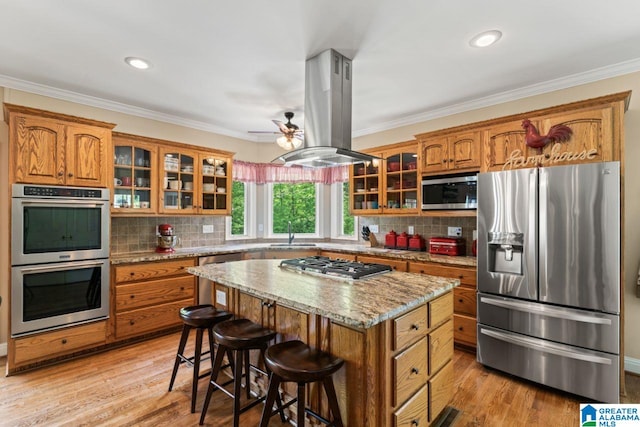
(277, 135, 303, 150)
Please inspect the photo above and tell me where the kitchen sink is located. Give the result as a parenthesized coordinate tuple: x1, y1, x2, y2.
(269, 243, 317, 247)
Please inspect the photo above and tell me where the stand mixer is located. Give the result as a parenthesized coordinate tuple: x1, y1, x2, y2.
(156, 223, 179, 253)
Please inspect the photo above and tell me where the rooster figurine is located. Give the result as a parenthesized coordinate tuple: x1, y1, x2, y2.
(522, 119, 573, 153)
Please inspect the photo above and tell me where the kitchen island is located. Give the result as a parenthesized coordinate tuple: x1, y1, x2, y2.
(188, 259, 458, 427)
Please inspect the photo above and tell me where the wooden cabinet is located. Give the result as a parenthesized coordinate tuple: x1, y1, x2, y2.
(419, 130, 481, 175)
(11, 321, 107, 369)
(482, 119, 533, 172)
(350, 143, 419, 215)
(409, 261, 477, 349)
(357, 254, 408, 272)
(158, 146, 233, 215)
(5, 104, 115, 187)
(390, 293, 454, 426)
(112, 133, 158, 213)
(111, 258, 196, 341)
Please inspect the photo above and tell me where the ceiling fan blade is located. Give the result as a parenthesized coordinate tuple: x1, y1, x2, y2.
(248, 130, 281, 134)
(272, 119, 290, 134)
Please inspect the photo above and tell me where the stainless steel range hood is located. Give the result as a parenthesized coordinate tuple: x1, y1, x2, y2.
(272, 49, 380, 167)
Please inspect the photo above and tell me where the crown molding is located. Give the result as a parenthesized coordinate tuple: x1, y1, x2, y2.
(0, 74, 254, 141)
(352, 57, 640, 137)
(3, 57, 640, 142)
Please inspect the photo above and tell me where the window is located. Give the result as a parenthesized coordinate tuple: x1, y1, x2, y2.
(225, 181, 256, 240)
(330, 181, 357, 239)
(267, 182, 320, 237)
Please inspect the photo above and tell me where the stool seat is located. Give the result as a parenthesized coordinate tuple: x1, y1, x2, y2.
(213, 318, 277, 349)
(260, 340, 344, 427)
(200, 318, 279, 427)
(169, 304, 233, 413)
(179, 304, 232, 328)
(265, 340, 344, 383)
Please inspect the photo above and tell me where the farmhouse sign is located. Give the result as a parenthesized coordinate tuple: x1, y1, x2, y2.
(502, 144, 599, 170)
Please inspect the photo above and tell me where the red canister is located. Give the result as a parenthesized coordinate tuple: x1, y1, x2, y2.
(396, 232, 409, 249)
(384, 230, 397, 249)
(409, 234, 426, 251)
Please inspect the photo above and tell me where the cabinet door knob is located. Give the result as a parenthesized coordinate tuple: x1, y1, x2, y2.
(130, 320, 135, 325)
(61, 339, 67, 344)
(442, 159, 447, 163)
(458, 298, 463, 303)
(410, 324, 419, 331)
(130, 295, 135, 299)
(411, 420, 419, 426)
(419, 270, 425, 274)
(68, 173, 74, 177)
(449, 159, 453, 162)
(130, 272, 135, 276)
(411, 367, 420, 375)
(58, 171, 64, 176)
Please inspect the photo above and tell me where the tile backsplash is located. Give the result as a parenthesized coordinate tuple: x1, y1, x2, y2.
(111, 216, 225, 254)
(358, 215, 477, 255)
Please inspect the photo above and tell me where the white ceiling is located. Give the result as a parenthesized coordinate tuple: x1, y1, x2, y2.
(1, 0, 640, 142)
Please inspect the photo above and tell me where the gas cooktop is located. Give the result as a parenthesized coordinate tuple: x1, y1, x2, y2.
(279, 256, 393, 280)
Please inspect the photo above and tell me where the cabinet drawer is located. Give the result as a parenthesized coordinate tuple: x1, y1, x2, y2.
(357, 255, 407, 272)
(319, 251, 357, 261)
(393, 383, 428, 427)
(429, 292, 453, 329)
(454, 313, 477, 347)
(429, 361, 454, 422)
(115, 299, 189, 339)
(408, 262, 476, 286)
(454, 286, 476, 317)
(115, 275, 195, 311)
(394, 337, 428, 407)
(393, 305, 428, 350)
(114, 258, 196, 284)
(14, 321, 106, 365)
(242, 251, 263, 260)
(429, 319, 453, 375)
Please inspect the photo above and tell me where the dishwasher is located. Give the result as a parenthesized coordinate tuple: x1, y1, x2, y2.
(198, 253, 244, 304)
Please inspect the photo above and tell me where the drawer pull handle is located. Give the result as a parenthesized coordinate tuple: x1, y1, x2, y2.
(412, 420, 419, 426)
(419, 270, 425, 274)
(458, 326, 464, 331)
(410, 324, 419, 330)
(61, 339, 67, 344)
(458, 299, 464, 303)
(130, 295, 135, 299)
(130, 320, 135, 325)
(458, 275, 464, 279)
(411, 367, 419, 375)
(130, 272, 135, 276)
(180, 287, 185, 291)
(262, 301, 274, 308)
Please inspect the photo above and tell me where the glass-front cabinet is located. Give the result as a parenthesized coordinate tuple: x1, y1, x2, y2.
(349, 144, 420, 215)
(350, 153, 382, 214)
(382, 147, 420, 214)
(112, 134, 157, 213)
(159, 147, 198, 214)
(199, 153, 229, 214)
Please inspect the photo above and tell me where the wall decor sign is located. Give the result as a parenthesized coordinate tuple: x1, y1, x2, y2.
(503, 144, 599, 170)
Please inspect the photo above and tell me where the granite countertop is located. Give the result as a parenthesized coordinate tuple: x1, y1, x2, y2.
(187, 259, 459, 329)
(110, 242, 477, 268)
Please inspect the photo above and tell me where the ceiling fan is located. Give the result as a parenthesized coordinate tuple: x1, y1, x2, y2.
(249, 111, 304, 150)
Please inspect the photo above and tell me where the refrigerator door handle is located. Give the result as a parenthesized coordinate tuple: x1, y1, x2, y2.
(480, 327, 612, 365)
(480, 296, 612, 325)
(538, 168, 548, 297)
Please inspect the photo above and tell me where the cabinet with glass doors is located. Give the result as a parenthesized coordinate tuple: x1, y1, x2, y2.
(112, 133, 157, 213)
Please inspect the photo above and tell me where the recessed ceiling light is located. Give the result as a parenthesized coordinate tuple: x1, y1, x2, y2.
(124, 57, 151, 70)
(469, 30, 502, 48)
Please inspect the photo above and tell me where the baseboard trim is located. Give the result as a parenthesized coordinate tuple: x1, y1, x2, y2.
(625, 356, 640, 375)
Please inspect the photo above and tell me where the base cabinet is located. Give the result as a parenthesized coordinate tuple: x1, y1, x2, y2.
(409, 262, 477, 349)
(111, 258, 196, 341)
(11, 321, 107, 370)
(218, 283, 454, 426)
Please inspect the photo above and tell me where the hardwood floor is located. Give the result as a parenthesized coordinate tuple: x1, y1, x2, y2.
(0, 332, 636, 426)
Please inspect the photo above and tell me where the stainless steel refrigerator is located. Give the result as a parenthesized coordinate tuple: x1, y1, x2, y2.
(477, 161, 621, 403)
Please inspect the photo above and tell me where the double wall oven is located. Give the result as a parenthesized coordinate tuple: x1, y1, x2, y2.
(11, 184, 110, 337)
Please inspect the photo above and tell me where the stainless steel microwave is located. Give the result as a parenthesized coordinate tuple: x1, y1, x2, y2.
(421, 173, 478, 210)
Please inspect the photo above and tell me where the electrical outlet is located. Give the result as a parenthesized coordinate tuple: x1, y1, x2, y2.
(448, 226, 462, 237)
(202, 224, 214, 233)
(408, 225, 415, 235)
(369, 224, 379, 233)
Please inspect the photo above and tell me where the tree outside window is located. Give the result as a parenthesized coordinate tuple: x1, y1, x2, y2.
(342, 181, 354, 236)
(230, 181, 245, 235)
(272, 183, 316, 234)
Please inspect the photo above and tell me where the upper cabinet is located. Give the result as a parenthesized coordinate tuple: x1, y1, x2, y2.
(5, 104, 115, 187)
(111, 132, 233, 216)
(482, 119, 533, 172)
(350, 143, 420, 216)
(419, 130, 481, 175)
(112, 133, 158, 213)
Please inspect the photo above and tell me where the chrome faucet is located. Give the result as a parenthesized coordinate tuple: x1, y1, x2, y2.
(288, 221, 295, 244)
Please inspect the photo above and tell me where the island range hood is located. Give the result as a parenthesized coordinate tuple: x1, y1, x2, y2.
(272, 49, 380, 167)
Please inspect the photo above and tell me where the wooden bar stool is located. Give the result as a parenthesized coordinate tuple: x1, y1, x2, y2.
(168, 304, 232, 413)
(260, 340, 344, 427)
(199, 318, 281, 427)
